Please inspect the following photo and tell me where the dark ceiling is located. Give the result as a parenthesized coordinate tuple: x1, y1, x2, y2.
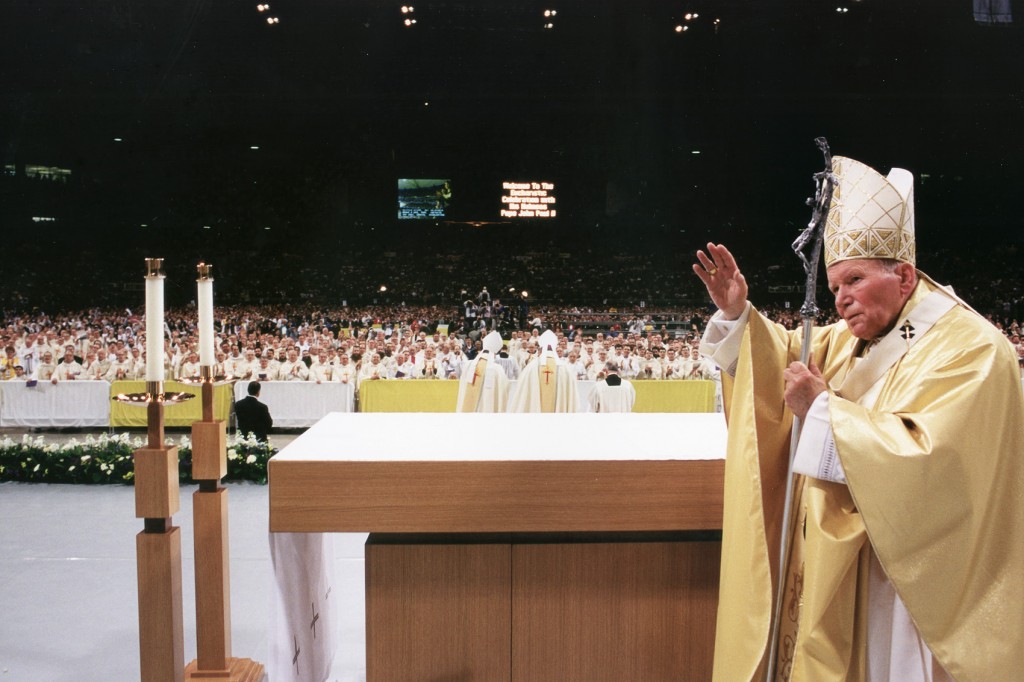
(1, 0, 1022, 254)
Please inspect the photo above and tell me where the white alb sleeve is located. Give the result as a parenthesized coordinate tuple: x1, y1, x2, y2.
(792, 391, 847, 484)
(698, 302, 751, 378)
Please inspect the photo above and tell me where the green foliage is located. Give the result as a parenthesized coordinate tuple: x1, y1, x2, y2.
(0, 433, 275, 485)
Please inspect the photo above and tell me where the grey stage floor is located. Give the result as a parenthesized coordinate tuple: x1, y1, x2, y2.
(0, 433, 367, 682)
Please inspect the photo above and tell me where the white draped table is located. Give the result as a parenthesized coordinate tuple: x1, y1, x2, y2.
(0, 380, 110, 427)
(233, 380, 355, 428)
(268, 412, 727, 681)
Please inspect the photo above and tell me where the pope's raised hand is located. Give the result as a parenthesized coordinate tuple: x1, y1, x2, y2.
(692, 243, 748, 320)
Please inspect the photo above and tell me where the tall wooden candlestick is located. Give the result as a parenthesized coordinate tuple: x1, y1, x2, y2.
(136, 258, 185, 681)
(185, 264, 263, 682)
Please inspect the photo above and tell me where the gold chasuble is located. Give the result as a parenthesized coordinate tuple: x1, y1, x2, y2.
(458, 355, 488, 412)
(713, 277, 1024, 681)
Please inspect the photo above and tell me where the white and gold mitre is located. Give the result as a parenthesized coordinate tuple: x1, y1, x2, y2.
(825, 156, 915, 266)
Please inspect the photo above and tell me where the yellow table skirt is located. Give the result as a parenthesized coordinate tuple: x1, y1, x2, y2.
(631, 380, 716, 413)
(359, 379, 716, 413)
(109, 380, 234, 427)
(360, 379, 459, 413)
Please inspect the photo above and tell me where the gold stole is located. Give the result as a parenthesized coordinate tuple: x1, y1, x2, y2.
(459, 355, 488, 412)
(775, 478, 807, 682)
(538, 356, 558, 413)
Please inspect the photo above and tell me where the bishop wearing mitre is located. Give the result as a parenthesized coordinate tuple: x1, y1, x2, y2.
(455, 331, 510, 412)
(507, 329, 578, 412)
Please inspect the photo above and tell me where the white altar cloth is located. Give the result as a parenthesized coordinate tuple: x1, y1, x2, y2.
(0, 380, 110, 427)
(271, 411, 727, 462)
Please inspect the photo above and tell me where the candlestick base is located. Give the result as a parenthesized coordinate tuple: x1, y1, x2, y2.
(184, 657, 264, 681)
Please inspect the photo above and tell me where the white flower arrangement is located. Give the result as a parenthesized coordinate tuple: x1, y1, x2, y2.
(1, 432, 274, 484)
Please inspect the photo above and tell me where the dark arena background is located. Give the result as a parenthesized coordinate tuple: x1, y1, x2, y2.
(1, 0, 1022, 323)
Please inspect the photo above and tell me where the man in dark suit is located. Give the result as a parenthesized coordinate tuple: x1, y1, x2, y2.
(235, 381, 273, 443)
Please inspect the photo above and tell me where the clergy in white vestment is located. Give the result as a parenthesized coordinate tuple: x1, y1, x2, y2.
(333, 354, 356, 385)
(661, 348, 686, 379)
(565, 350, 588, 381)
(415, 346, 442, 379)
(225, 347, 245, 376)
(308, 351, 336, 383)
(507, 330, 578, 412)
(33, 352, 57, 381)
(456, 331, 510, 412)
(178, 351, 202, 381)
(640, 350, 664, 380)
(586, 349, 612, 381)
(681, 347, 714, 380)
(587, 361, 636, 413)
(389, 351, 417, 380)
(51, 351, 84, 382)
(212, 351, 230, 379)
(234, 349, 259, 379)
(105, 350, 134, 382)
(277, 350, 310, 381)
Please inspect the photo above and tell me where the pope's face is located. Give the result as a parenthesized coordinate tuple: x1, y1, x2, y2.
(827, 259, 911, 340)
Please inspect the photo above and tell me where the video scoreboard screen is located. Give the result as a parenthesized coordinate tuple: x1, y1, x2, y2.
(397, 178, 452, 219)
(500, 181, 557, 218)
(395, 178, 560, 222)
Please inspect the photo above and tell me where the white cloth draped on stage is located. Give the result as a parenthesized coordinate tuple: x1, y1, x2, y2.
(269, 532, 338, 682)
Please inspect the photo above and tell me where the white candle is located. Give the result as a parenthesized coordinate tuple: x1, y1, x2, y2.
(197, 271, 215, 367)
(145, 264, 165, 382)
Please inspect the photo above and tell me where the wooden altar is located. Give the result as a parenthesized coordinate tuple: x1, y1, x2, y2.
(269, 412, 726, 681)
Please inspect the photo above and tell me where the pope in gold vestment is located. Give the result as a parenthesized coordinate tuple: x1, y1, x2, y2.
(695, 152, 1023, 681)
(706, 275, 1024, 681)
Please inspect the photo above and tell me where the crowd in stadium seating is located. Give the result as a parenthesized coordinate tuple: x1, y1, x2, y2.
(2, 293, 1022, 386)
(0, 303, 717, 385)
(2, 235, 1022, 384)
